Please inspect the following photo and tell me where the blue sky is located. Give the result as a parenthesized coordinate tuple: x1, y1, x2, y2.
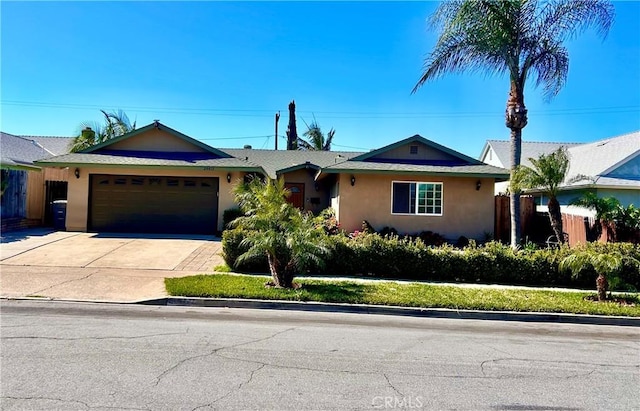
(2, 1, 638, 158)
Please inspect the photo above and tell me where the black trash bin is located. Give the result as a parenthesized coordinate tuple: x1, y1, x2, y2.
(52, 200, 67, 230)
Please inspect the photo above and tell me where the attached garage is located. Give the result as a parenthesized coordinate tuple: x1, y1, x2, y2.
(89, 174, 219, 234)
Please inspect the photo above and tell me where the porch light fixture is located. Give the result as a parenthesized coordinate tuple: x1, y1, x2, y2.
(227, 173, 232, 183)
(476, 180, 481, 191)
(74, 168, 80, 179)
(350, 175, 356, 186)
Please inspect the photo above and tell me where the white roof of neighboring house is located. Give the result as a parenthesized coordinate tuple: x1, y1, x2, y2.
(479, 139, 582, 169)
(480, 131, 640, 191)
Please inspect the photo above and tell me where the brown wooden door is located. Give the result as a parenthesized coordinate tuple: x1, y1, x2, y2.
(284, 183, 305, 209)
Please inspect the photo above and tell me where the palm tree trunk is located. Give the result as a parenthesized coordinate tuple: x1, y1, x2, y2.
(596, 273, 608, 301)
(547, 197, 565, 244)
(505, 82, 528, 249)
(267, 253, 294, 288)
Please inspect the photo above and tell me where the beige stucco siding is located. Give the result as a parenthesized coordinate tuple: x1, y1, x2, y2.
(337, 173, 495, 240)
(65, 166, 235, 232)
(107, 129, 209, 152)
(371, 142, 459, 162)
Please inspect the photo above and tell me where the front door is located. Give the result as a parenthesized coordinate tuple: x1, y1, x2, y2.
(284, 183, 305, 209)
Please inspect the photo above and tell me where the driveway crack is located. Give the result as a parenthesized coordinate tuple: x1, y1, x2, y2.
(31, 270, 98, 295)
(82, 238, 136, 267)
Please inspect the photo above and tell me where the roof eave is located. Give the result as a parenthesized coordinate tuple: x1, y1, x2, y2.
(318, 168, 509, 179)
(34, 160, 264, 173)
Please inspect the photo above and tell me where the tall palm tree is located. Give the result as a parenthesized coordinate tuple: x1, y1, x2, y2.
(298, 120, 336, 151)
(412, 0, 614, 248)
(512, 147, 588, 244)
(70, 109, 136, 152)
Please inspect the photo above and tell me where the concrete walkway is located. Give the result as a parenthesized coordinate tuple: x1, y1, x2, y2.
(0, 229, 225, 302)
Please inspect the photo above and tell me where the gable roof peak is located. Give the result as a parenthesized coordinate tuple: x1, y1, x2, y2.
(351, 134, 481, 165)
(81, 121, 231, 158)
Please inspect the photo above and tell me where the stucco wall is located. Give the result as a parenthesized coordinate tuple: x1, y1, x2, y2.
(336, 173, 495, 240)
(106, 129, 208, 153)
(371, 142, 458, 162)
(65, 166, 236, 232)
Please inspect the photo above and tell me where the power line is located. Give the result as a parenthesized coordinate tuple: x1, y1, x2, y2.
(198, 135, 274, 141)
(2, 99, 638, 119)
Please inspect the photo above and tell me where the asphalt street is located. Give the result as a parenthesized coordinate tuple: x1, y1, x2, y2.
(1, 300, 639, 410)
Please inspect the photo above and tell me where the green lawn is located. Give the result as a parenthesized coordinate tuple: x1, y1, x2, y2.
(165, 274, 640, 317)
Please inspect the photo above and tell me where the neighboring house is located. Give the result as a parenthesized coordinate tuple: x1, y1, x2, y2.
(35, 121, 509, 240)
(1, 132, 73, 230)
(479, 131, 640, 213)
(479, 139, 582, 194)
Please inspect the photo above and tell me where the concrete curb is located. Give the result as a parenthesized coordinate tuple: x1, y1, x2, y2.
(141, 297, 640, 327)
(3, 296, 638, 327)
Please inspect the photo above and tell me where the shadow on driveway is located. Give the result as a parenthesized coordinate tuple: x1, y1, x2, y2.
(0, 228, 57, 244)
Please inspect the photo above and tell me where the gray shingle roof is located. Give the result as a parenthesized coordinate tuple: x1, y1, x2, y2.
(34, 152, 263, 171)
(221, 148, 362, 179)
(564, 130, 639, 189)
(23, 136, 74, 155)
(1, 132, 52, 169)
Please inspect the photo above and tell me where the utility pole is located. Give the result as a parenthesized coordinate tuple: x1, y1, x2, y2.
(275, 111, 280, 150)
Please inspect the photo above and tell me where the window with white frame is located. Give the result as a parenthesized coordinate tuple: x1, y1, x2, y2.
(391, 181, 443, 215)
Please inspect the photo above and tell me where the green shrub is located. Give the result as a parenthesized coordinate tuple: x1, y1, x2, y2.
(221, 228, 268, 273)
(221, 229, 640, 290)
(222, 207, 244, 229)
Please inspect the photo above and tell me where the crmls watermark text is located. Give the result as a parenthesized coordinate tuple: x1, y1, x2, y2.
(372, 396, 424, 409)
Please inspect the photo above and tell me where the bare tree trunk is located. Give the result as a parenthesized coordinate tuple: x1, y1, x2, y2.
(596, 273, 608, 301)
(286, 100, 298, 151)
(548, 197, 565, 244)
(505, 83, 528, 249)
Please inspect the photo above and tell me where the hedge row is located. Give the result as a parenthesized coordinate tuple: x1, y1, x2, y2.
(222, 229, 640, 291)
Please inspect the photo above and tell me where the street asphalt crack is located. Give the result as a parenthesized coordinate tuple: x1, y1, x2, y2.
(203, 363, 267, 409)
(383, 373, 404, 397)
(154, 327, 297, 387)
(3, 331, 189, 341)
(0, 395, 148, 410)
(479, 358, 634, 379)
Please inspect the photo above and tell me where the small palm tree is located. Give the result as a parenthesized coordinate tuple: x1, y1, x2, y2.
(70, 109, 136, 152)
(560, 251, 639, 301)
(232, 177, 329, 288)
(512, 147, 589, 244)
(298, 120, 336, 151)
(412, 0, 614, 248)
(570, 193, 620, 241)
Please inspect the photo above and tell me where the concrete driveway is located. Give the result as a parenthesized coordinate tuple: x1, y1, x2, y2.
(0, 229, 224, 302)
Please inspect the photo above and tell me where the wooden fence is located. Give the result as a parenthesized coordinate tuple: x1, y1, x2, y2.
(494, 195, 536, 243)
(1, 169, 28, 219)
(1, 167, 68, 224)
(26, 168, 68, 220)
